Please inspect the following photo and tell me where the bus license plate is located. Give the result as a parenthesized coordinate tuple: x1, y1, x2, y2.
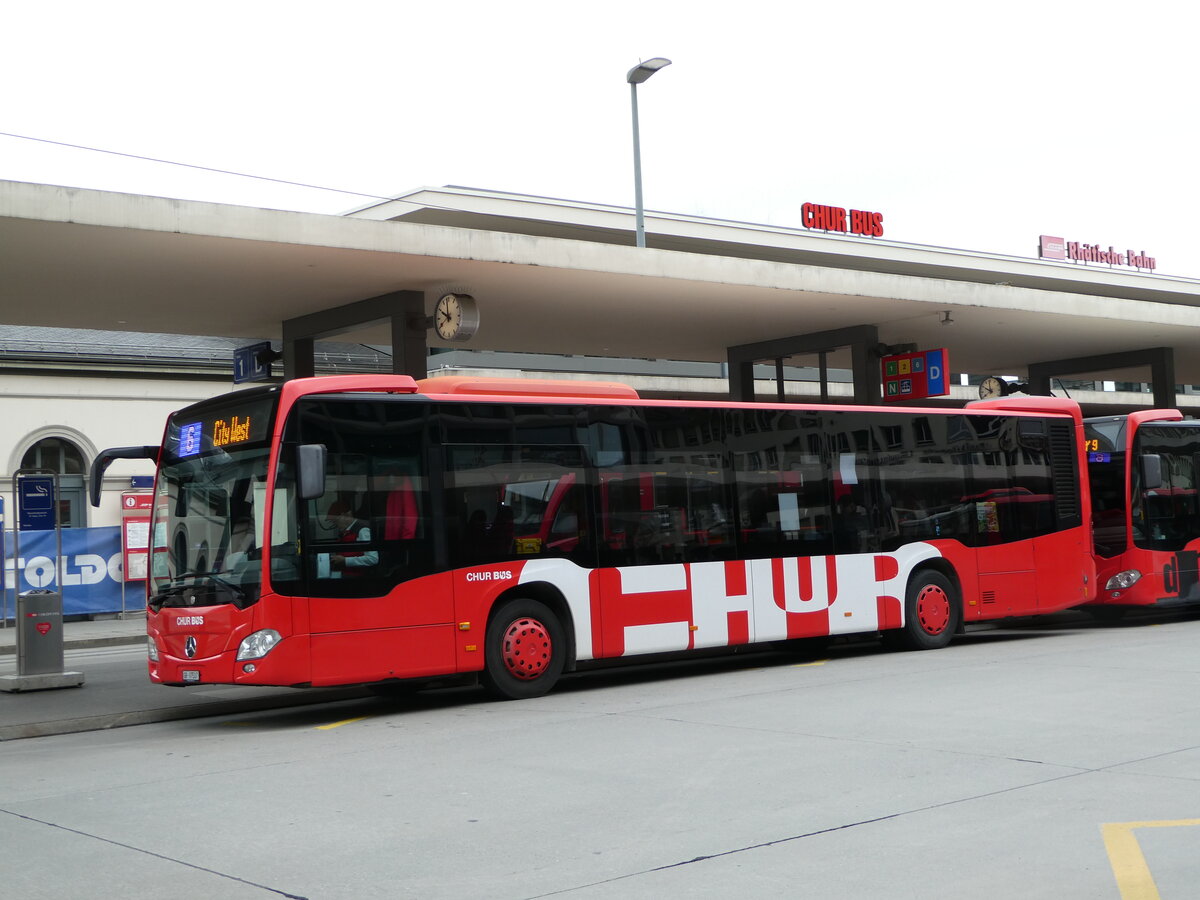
(182, 670, 201, 683)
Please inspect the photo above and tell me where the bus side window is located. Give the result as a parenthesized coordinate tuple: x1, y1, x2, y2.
(547, 488, 581, 547)
(465, 508, 488, 548)
(382, 475, 419, 540)
(599, 472, 644, 564)
(446, 443, 588, 567)
(490, 505, 515, 557)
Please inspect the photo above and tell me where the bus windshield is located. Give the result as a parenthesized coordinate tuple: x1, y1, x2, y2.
(1084, 419, 1127, 558)
(1131, 424, 1200, 552)
(149, 391, 279, 610)
(150, 446, 273, 608)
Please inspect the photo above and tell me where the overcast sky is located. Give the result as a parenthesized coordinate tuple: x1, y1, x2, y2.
(4, 1, 1198, 276)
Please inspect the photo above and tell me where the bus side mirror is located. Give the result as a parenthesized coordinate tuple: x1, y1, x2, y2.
(297, 444, 328, 500)
(88, 445, 158, 507)
(1141, 453, 1163, 491)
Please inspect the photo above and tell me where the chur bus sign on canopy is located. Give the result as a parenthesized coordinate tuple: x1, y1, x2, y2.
(801, 202, 884, 237)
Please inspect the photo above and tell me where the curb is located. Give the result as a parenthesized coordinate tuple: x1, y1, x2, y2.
(0, 634, 147, 656)
(0, 686, 376, 742)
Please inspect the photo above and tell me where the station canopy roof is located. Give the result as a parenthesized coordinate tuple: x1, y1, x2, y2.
(3, 180, 1200, 385)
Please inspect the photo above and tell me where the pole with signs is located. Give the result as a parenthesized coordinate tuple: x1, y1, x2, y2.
(880, 348, 950, 402)
(234, 341, 276, 384)
(0, 469, 84, 691)
(121, 491, 152, 617)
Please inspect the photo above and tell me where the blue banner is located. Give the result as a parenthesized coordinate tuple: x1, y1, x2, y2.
(3, 526, 144, 617)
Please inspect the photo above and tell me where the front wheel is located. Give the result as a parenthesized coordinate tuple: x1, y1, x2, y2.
(481, 598, 567, 700)
(892, 570, 959, 651)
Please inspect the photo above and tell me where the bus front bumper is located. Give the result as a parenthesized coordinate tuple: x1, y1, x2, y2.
(148, 632, 311, 686)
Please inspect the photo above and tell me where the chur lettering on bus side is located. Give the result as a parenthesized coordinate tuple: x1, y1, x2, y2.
(577, 547, 935, 660)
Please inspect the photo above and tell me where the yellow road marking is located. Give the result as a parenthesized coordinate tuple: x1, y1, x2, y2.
(792, 659, 829, 667)
(1102, 819, 1200, 900)
(316, 716, 372, 731)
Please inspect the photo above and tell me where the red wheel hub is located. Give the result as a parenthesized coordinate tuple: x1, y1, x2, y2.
(501, 616, 552, 680)
(915, 584, 951, 635)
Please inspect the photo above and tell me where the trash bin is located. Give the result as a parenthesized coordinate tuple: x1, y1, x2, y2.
(17, 589, 65, 676)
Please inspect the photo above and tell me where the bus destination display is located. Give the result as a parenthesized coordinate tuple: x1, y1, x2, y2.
(172, 402, 271, 458)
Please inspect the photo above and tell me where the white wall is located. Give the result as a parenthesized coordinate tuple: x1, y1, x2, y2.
(0, 372, 234, 528)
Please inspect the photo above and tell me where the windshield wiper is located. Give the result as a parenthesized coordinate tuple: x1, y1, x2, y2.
(149, 572, 248, 612)
(152, 572, 247, 603)
(172, 571, 247, 598)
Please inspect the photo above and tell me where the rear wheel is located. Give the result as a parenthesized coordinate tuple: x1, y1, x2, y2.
(894, 570, 958, 650)
(481, 598, 566, 700)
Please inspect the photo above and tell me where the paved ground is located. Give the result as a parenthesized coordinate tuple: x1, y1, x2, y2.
(0, 614, 370, 740)
(0, 606, 1194, 750)
(4, 607, 1200, 898)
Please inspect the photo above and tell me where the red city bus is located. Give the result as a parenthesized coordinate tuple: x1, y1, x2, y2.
(1083, 409, 1200, 618)
(91, 375, 1095, 699)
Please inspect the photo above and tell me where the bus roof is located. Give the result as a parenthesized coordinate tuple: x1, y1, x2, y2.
(967, 395, 1084, 423)
(279, 375, 420, 406)
(416, 376, 641, 401)
(272, 374, 1088, 421)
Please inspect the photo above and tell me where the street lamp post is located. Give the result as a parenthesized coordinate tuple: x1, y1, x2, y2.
(627, 57, 671, 248)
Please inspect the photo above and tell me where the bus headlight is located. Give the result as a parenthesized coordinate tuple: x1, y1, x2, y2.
(1105, 570, 1142, 591)
(147, 636, 159, 662)
(237, 629, 282, 660)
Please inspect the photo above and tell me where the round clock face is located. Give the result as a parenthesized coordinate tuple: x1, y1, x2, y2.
(434, 293, 479, 342)
(979, 376, 1006, 400)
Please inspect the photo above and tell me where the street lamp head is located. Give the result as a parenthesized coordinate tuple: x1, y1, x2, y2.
(626, 57, 672, 84)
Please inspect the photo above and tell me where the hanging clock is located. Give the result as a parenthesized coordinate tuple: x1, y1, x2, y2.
(978, 376, 1008, 399)
(432, 293, 480, 342)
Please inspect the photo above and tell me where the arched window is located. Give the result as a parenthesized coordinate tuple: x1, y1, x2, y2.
(22, 437, 87, 475)
(20, 437, 88, 527)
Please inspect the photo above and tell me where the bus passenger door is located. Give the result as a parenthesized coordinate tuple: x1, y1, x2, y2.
(303, 454, 451, 685)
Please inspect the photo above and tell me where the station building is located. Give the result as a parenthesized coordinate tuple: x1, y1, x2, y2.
(3, 180, 1200, 530)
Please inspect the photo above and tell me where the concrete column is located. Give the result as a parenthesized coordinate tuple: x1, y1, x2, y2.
(282, 290, 427, 381)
